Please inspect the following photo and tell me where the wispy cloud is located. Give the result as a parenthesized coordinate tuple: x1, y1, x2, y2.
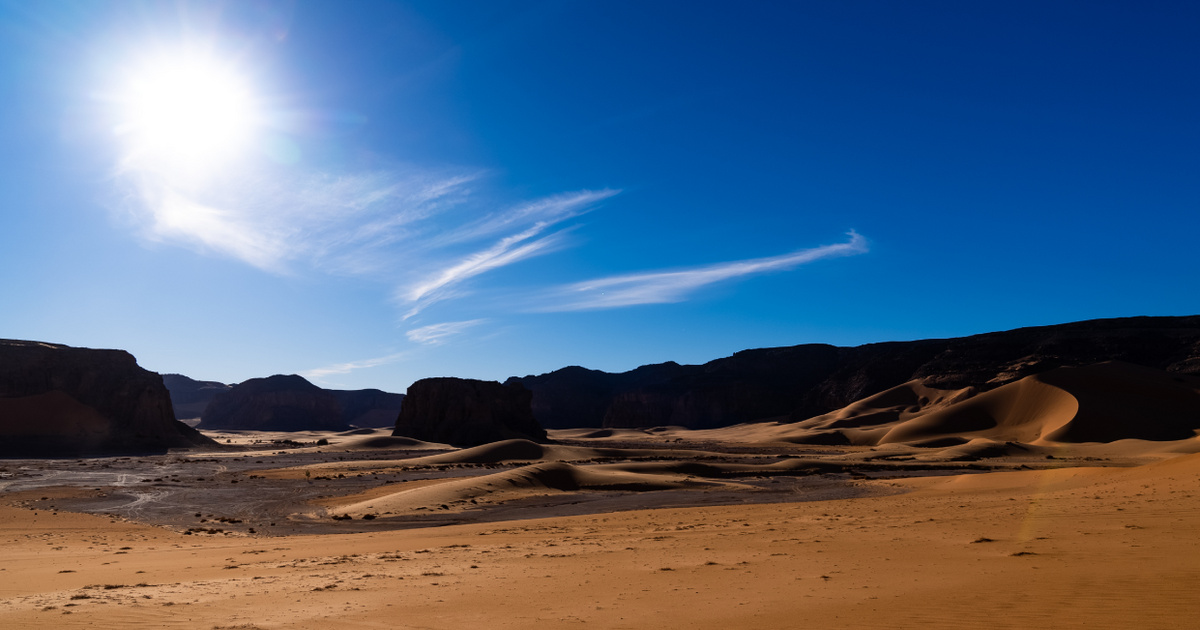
(300, 351, 413, 382)
(400, 224, 573, 319)
(396, 189, 616, 318)
(132, 181, 293, 272)
(116, 146, 619, 317)
(429, 189, 616, 248)
(405, 319, 487, 345)
(537, 231, 868, 311)
(119, 158, 480, 275)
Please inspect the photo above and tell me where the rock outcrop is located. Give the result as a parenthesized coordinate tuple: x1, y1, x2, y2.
(0, 339, 215, 455)
(508, 315, 1200, 429)
(393, 378, 546, 446)
(162, 374, 231, 421)
(200, 375, 346, 431)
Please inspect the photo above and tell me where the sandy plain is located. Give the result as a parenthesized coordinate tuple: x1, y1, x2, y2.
(0, 418, 1198, 629)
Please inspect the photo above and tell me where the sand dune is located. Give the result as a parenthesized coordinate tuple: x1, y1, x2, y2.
(399, 438, 724, 466)
(776, 361, 1200, 448)
(329, 461, 723, 516)
(4, 442, 1199, 628)
(8, 358, 1200, 628)
(546, 362, 1200, 464)
(337, 434, 450, 451)
(403, 438, 601, 464)
(800, 380, 975, 432)
(549, 427, 656, 439)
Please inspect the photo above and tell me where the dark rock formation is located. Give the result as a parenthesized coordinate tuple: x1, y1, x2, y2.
(0, 339, 215, 456)
(393, 378, 546, 446)
(200, 374, 346, 431)
(330, 389, 405, 428)
(182, 373, 405, 430)
(162, 374, 231, 421)
(508, 315, 1200, 429)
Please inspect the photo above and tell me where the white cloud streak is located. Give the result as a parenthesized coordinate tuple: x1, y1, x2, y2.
(429, 188, 617, 248)
(405, 319, 487, 345)
(120, 161, 480, 275)
(538, 231, 868, 311)
(117, 147, 619, 321)
(134, 181, 292, 272)
(396, 189, 617, 318)
(300, 351, 412, 382)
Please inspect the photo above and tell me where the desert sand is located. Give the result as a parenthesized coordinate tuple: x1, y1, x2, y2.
(2, 360, 1199, 628)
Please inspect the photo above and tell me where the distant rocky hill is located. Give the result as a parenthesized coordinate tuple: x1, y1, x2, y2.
(508, 315, 1200, 429)
(330, 388, 405, 428)
(178, 373, 405, 431)
(394, 378, 546, 446)
(0, 339, 215, 455)
(199, 374, 347, 431)
(162, 374, 232, 421)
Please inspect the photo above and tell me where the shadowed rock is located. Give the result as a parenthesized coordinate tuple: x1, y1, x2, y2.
(171, 372, 405, 430)
(0, 339, 215, 456)
(330, 388, 405, 428)
(393, 377, 546, 446)
(162, 373, 231, 421)
(509, 315, 1200, 429)
(200, 374, 346, 431)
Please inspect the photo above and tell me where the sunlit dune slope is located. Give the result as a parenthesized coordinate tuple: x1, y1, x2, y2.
(786, 361, 1200, 446)
(329, 461, 724, 516)
(401, 438, 720, 465)
(338, 435, 450, 451)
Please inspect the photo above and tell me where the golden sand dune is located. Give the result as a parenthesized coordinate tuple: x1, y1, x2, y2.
(337, 434, 450, 451)
(800, 380, 976, 433)
(3, 441, 1198, 628)
(266, 438, 733, 481)
(549, 427, 657, 439)
(782, 361, 1200, 447)
(321, 451, 867, 519)
(401, 438, 722, 465)
(330, 460, 724, 516)
(7, 357, 1200, 627)
(404, 438, 603, 464)
(193, 429, 452, 461)
(913, 437, 1043, 461)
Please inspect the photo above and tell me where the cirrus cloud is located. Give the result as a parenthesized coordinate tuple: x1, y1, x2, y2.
(535, 231, 868, 311)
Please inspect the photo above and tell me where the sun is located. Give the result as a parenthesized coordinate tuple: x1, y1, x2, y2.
(116, 52, 260, 174)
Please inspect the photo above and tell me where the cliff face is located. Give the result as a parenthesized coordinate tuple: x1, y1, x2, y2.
(0, 339, 215, 455)
(200, 375, 346, 431)
(393, 378, 546, 446)
(509, 315, 1200, 429)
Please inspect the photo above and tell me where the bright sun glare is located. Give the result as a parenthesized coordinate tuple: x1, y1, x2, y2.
(118, 52, 259, 173)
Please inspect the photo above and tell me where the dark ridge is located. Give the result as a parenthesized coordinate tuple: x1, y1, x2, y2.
(199, 374, 346, 432)
(507, 315, 1200, 429)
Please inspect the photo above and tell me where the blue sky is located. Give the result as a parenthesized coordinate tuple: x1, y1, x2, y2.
(2, 1, 1197, 391)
